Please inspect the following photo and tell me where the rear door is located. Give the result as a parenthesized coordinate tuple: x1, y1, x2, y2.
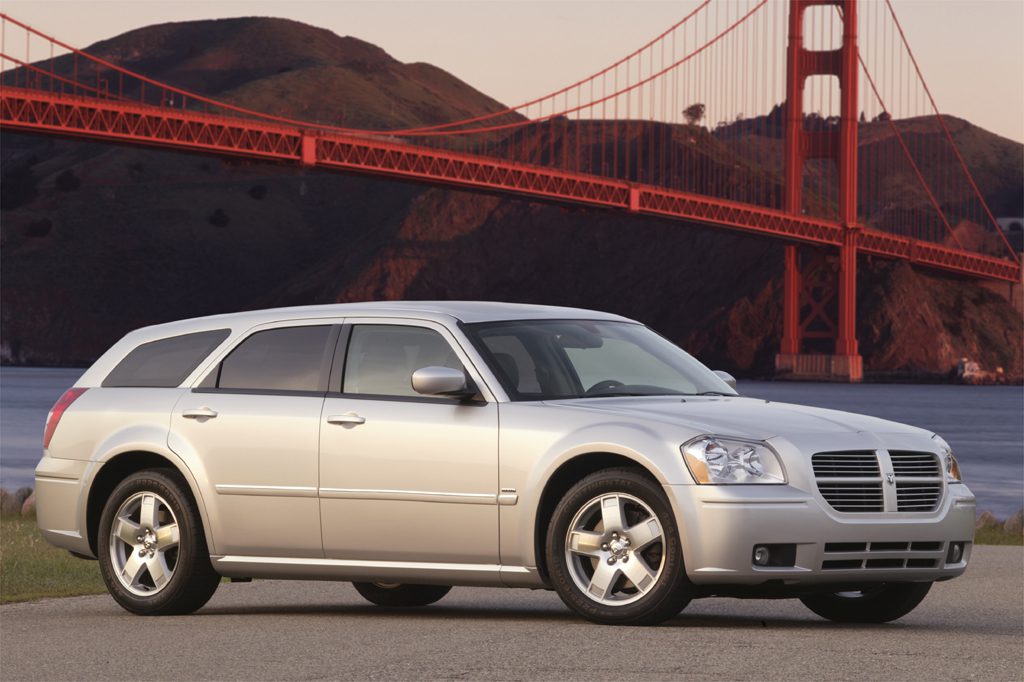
(169, 322, 340, 558)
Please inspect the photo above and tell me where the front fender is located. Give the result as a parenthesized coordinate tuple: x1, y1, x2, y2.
(498, 404, 696, 571)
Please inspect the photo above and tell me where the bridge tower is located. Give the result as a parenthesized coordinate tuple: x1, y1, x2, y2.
(775, 0, 863, 381)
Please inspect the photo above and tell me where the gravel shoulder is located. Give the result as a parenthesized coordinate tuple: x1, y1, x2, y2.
(1, 546, 1021, 681)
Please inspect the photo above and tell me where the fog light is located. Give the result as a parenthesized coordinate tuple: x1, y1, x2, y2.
(753, 545, 770, 566)
(947, 542, 964, 564)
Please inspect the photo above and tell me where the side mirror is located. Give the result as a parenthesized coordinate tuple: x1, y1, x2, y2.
(713, 370, 737, 391)
(411, 366, 474, 397)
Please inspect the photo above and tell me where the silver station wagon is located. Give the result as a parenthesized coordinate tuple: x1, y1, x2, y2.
(36, 302, 974, 625)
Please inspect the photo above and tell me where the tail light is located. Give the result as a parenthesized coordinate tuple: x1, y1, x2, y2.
(43, 388, 87, 450)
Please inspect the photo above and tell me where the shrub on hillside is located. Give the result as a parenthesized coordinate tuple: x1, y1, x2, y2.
(208, 208, 230, 227)
(55, 169, 81, 192)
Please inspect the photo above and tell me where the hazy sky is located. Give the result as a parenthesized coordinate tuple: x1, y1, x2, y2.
(4, 0, 1023, 142)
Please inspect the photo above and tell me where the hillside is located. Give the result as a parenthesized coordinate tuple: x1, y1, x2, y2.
(1, 17, 1021, 379)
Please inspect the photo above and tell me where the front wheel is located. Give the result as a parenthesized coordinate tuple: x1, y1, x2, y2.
(98, 469, 220, 615)
(799, 582, 932, 623)
(352, 582, 451, 607)
(546, 468, 691, 625)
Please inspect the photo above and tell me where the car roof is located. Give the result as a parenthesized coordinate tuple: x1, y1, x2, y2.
(139, 301, 636, 335)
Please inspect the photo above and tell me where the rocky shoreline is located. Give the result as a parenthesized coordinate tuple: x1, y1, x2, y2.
(0, 486, 36, 516)
(976, 509, 1024, 536)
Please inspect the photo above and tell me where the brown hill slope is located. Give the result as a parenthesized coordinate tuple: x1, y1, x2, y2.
(1, 18, 1020, 378)
(22, 16, 513, 129)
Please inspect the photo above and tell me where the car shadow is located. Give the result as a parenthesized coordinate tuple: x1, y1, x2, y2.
(664, 612, 956, 632)
(193, 602, 961, 632)
(195, 602, 579, 622)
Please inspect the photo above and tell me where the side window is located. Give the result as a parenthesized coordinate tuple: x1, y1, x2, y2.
(103, 329, 230, 388)
(343, 325, 463, 398)
(214, 326, 334, 393)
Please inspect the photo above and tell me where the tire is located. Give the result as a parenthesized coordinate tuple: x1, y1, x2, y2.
(98, 469, 220, 615)
(545, 467, 692, 625)
(352, 582, 452, 607)
(799, 582, 933, 623)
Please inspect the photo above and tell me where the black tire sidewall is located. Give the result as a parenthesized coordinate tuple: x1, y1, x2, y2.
(98, 469, 217, 615)
(351, 582, 452, 607)
(800, 582, 933, 623)
(546, 468, 691, 625)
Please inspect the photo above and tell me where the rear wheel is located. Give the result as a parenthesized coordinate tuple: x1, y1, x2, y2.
(800, 582, 932, 623)
(98, 469, 220, 615)
(352, 582, 451, 607)
(546, 468, 691, 625)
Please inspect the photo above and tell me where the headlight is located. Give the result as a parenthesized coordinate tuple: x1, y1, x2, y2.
(933, 435, 962, 483)
(681, 436, 786, 485)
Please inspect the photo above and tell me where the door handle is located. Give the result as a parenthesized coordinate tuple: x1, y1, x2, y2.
(182, 407, 218, 419)
(326, 413, 366, 426)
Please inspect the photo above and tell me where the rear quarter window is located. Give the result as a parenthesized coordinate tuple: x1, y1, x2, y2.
(103, 329, 231, 388)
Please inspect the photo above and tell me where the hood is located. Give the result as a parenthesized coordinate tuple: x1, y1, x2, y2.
(551, 396, 927, 441)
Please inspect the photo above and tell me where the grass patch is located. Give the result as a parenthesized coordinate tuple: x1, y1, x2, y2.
(1, 515, 106, 604)
(974, 526, 1024, 546)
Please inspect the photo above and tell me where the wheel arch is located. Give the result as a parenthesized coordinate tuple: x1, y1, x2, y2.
(85, 449, 213, 557)
(532, 452, 662, 584)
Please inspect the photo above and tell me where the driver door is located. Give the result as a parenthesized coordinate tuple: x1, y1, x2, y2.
(318, 320, 499, 563)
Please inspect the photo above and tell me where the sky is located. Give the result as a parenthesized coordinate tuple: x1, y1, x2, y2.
(3, 0, 1023, 142)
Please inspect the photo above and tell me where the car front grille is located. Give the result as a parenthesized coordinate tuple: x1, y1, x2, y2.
(811, 450, 944, 513)
(821, 540, 947, 570)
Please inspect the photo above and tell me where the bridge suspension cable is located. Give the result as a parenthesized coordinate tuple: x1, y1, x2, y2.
(851, 0, 1018, 261)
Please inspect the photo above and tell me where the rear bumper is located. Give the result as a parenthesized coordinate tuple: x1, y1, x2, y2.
(667, 482, 975, 586)
(35, 454, 93, 557)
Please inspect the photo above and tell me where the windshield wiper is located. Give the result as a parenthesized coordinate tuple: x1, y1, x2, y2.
(691, 391, 733, 396)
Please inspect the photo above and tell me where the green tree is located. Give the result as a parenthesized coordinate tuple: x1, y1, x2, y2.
(683, 103, 706, 126)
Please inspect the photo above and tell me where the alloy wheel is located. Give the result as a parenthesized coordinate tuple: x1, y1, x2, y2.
(108, 491, 181, 597)
(563, 492, 666, 606)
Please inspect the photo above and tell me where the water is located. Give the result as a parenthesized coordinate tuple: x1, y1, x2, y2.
(1, 368, 1021, 516)
(1, 367, 85, 492)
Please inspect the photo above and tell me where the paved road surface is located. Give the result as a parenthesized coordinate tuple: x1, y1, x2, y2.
(2, 546, 1021, 681)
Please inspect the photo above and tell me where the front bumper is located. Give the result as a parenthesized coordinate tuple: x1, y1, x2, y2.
(666, 481, 975, 586)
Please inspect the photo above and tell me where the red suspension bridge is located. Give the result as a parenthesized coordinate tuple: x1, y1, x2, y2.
(1, 0, 1019, 380)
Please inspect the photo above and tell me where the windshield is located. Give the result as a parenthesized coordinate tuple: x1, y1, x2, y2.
(464, 319, 736, 400)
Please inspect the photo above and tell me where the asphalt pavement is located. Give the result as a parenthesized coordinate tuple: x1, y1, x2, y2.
(1, 546, 1021, 681)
